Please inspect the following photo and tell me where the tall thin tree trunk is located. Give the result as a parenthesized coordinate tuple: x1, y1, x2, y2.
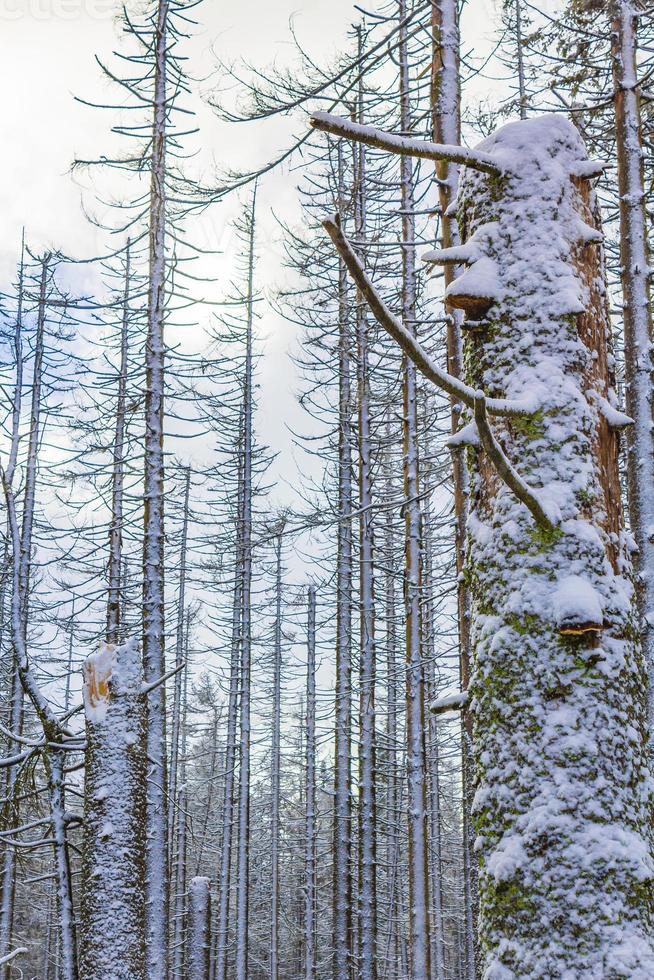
(47, 748, 78, 980)
(172, 622, 190, 980)
(107, 242, 131, 645)
(430, 7, 476, 974)
(304, 587, 317, 980)
(143, 4, 170, 974)
(0, 251, 45, 975)
(354, 65, 378, 979)
(397, 6, 431, 977)
(609, 0, 654, 730)
(214, 479, 243, 980)
(168, 465, 192, 873)
(188, 878, 211, 980)
(235, 190, 257, 980)
(270, 529, 283, 980)
(333, 139, 354, 980)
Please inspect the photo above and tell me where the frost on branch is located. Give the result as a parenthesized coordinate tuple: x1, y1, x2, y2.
(79, 638, 147, 980)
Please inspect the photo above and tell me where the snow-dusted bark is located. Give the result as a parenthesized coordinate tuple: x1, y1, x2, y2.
(142, 4, 170, 974)
(46, 748, 78, 980)
(106, 243, 131, 645)
(168, 465, 191, 869)
(187, 877, 211, 980)
(171, 629, 189, 980)
(430, 7, 476, 972)
(333, 140, 354, 980)
(354, 97, 378, 980)
(609, 0, 654, 729)
(214, 474, 243, 980)
(270, 530, 283, 980)
(316, 109, 654, 979)
(0, 244, 26, 975)
(79, 639, 147, 980)
(304, 587, 317, 980)
(397, 6, 431, 978)
(235, 190, 257, 980)
(450, 115, 654, 977)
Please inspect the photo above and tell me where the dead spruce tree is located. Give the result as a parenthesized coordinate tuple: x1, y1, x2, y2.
(311, 109, 654, 977)
(79, 639, 147, 980)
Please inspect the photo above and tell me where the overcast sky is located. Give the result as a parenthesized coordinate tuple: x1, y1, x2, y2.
(0, 0, 504, 512)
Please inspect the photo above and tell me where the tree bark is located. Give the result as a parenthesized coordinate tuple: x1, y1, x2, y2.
(609, 0, 654, 730)
(142, 4, 170, 974)
(80, 639, 147, 980)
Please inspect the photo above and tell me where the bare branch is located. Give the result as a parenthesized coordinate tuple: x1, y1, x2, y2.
(321, 215, 535, 419)
(310, 112, 505, 175)
(473, 393, 558, 532)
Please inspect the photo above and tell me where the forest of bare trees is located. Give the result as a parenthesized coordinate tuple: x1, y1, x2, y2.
(1, 0, 653, 977)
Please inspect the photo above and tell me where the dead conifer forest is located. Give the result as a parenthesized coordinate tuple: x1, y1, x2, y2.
(1, 0, 654, 977)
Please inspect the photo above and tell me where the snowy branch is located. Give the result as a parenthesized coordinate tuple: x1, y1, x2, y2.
(321, 215, 535, 419)
(473, 393, 558, 532)
(0, 947, 28, 968)
(310, 112, 505, 176)
(141, 660, 187, 697)
(431, 691, 469, 715)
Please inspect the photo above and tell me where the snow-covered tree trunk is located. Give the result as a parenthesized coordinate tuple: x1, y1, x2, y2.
(79, 639, 147, 980)
(421, 436, 446, 980)
(447, 115, 654, 977)
(187, 877, 211, 980)
(235, 190, 256, 980)
(382, 434, 401, 978)
(609, 0, 654, 729)
(333, 140, 354, 980)
(397, 6, 431, 977)
(313, 106, 654, 980)
(106, 243, 131, 645)
(172, 632, 189, 980)
(270, 529, 283, 980)
(168, 465, 191, 872)
(214, 500, 243, 980)
(354, 102, 378, 980)
(0, 245, 27, 976)
(431, 5, 477, 973)
(304, 587, 317, 980)
(142, 4, 170, 975)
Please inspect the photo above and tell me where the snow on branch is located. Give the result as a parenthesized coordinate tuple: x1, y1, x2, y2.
(431, 691, 469, 715)
(473, 393, 559, 532)
(310, 112, 505, 176)
(321, 215, 535, 419)
(0, 947, 28, 968)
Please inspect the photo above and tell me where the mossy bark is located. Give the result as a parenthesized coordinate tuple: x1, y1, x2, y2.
(454, 117, 654, 978)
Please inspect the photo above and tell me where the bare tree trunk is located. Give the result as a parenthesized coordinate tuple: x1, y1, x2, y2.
(214, 497, 243, 980)
(172, 625, 190, 980)
(107, 242, 131, 645)
(430, 7, 476, 974)
(304, 587, 318, 980)
(397, 7, 431, 977)
(143, 4, 170, 974)
(47, 748, 78, 980)
(235, 190, 257, 980)
(79, 639, 147, 980)
(270, 529, 283, 980)
(354, 69, 378, 979)
(333, 139, 354, 980)
(168, 466, 191, 873)
(609, 0, 654, 730)
(0, 244, 26, 977)
(188, 877, 211, 980)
